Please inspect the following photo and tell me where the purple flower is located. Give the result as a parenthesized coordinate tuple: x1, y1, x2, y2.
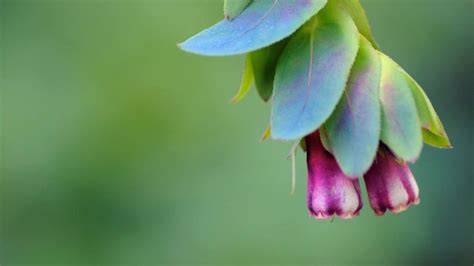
(306, 131, 363, 219)
(364, 145, 420, 215)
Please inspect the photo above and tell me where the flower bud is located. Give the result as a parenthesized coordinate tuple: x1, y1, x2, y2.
(364, 145, 420, 215)
(306, 131, 363, 219)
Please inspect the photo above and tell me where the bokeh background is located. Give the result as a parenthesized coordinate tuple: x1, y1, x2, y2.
(1, 0, 472, 264)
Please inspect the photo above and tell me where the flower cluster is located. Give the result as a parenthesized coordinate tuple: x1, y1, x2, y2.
(180, 0, 450, 219)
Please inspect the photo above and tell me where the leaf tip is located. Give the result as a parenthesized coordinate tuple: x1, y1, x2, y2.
(229, 95, 242, 104)
(260, 125, 271, 142)
(176, 41, 187, 52)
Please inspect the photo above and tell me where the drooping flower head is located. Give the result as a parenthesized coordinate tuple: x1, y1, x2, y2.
(180, 0, 450, 219)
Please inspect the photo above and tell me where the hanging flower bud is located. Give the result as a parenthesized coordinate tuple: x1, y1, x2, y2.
(364, 145, 420, 215)
(306, 131, 362, 219)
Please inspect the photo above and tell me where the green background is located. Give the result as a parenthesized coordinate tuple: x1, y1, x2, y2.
(1, 0, 472, 264)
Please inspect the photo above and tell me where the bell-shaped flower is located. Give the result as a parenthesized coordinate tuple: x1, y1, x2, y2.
(306, 131, 362, 219)
(364, 145, 420, 215)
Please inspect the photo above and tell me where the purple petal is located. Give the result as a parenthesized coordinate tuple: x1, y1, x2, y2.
(364, 144, 420, 215)
(306, 131, 363, 219)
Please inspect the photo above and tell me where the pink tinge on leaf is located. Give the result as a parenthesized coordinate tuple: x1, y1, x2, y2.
(306, 131, 363, 220)
(364, 144, 420, 215)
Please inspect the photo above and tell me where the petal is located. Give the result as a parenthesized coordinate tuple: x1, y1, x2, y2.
(306, 131, 363, 219)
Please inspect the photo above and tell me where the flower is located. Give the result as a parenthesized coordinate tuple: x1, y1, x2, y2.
(306, 131, 362, 219)
(364, 145, 420, 215)
(180, 0, 450, 219)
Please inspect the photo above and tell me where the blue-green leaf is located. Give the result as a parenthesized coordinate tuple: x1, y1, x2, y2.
(379, 53, 423, 162)
(179, 0, 327, 56)
(324, 36, 381, 177)
(249, 38, 288, 102)
(224, 0, 252, 20)
(271, 3, 359, 140)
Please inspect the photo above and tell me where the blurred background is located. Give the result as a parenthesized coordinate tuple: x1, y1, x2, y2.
(1, 0, 472, 264)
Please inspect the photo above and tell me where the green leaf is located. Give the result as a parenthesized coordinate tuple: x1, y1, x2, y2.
(231, 55, 254, 103)
(260, 125, 271, 142)
(271, 2, 360, 140)
(249, 39, 288, 102)
(379, 53, 423, 162)
(339, 0, 379, 49)
(422, 128, 452, 149)
(324, 36, 381, 177)
(224, 0, 252, 20)
(299, 138, 307, 152)
(402, 69, 452, 148)
(319, 126, 332, 153)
